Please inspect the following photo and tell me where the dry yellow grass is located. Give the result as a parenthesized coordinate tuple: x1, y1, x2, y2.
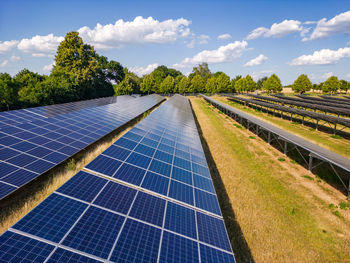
(190, 97, 350, 263)
(0, 109, 158, 234)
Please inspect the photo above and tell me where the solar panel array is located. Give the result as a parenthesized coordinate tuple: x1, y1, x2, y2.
(0, 94, 236, 263)
(0, 94, 164, 199)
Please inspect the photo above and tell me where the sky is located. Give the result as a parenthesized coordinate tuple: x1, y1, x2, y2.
(0, 0, 349, 85)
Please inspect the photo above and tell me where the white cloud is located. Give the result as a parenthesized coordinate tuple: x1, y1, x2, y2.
(0, 40, 18, 53)
(251, 70, 274, 81)
(290, 47, 350, 65)
(198, 34, 209, 44)
(247, 20, 303, 40)
(321, 72, 333, 80)
(32, 53, 54, 58)
(217, 33, 232, 40)
(304, 11, 350, 41)
(43, 63, 54, 72)
(129, 63, 159, 76)
(17, 34, 64, 55)
(0, 60, 8, 67)
(346, 73, 350, 79)
(78, 16, 191, 49)
(244, 54, 268, 67)
(10, 55, 21, 61)
(173, 40, 248, 68)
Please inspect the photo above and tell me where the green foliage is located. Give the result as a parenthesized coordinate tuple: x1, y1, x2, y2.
(205, 77, 217, 93)
(150, 65, 182, 90)
(66, 159, 76, 171)
(263, 74, 283, 93)
(339, 80, 350, 93)
(114, 75, 133, 95)
(234, 78, 246, 93)
(245, 75, 257, 92)
(0, 73, 19, 110)
(278, 157, 286, 162)
(216, 73, 231, 93)
(292, 74, 312, 93)
(257, 76, 268, 90)
(159, 75, 175, 94)
(140, 74, 156, 94)
(322, 76, 340, 94)
(191, 63, 212, 80)
(189, 75, 205, 93)
(177, 76, 190, 94)
(339, 202, 350, 210)
(302, 175, 314, 181)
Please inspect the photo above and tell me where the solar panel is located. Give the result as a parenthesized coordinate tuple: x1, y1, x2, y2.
(1, 95, 236, 262)
(0, 94, 164, 199)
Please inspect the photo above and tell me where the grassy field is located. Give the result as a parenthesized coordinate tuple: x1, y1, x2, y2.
(190, 97, 350, 263)
(213, 95, 350, 159)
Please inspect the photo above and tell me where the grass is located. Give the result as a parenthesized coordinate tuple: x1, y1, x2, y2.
(0, 105, 161, 234)
(213, 95, 350, 159)
(302, 175, 314, 181)
(190, 97, 350, 263)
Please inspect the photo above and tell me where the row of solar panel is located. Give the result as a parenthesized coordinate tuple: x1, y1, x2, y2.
(0, 95, 164, 199)
(2, 171, 234, 263)
(0, 94, 235, 262)
(0, 95, 134, 128)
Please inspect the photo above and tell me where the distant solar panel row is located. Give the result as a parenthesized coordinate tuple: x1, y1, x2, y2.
(1, 94, 235, 262)
(0, 94, 164, 199)
(0, 95, 134, 128)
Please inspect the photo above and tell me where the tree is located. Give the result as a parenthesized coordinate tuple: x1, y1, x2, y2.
(216, 73, 231, 93)
(140, 74, 156, 94)
(263, 74, 282, 93)
(339, 80, 349, 93)
(177, 76, 190, 94)
(292, 74, 312, 94)
(322, 76, 340, 94)
(114, 75, 133, 95)
(245, 75, 257, 92)
(257, 76, 267, 90)
(205, 77, 217, 93)
(191, 63, 212, 80)
(189, 75, 205, 93)
(234, 78, 246, 93)
(0, 73, 19, 110)
(160, 76, 175, 94)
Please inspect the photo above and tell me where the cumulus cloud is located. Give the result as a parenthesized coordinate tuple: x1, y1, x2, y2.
(290, 47, 350, 65)
(247, 20, 303, 40)
(321, 72, 333, 80)
(217, 33, 232, 40)
(244, 54, 268, 67)
(10, 55, 21, 61)
(173, 40, 248, 68)
(78, 16, 191, 49)
(346, 73, 350, 79)
(0, 40, 19, 53)
(17, 34, 64, 56)
(304, 11, 350, 41)
(129, 63, 159, 76)
(43, 63, 54, 72)
(0, 60, 9, 67)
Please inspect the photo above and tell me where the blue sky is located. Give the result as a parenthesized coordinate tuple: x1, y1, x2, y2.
(0, 0, 349, 84)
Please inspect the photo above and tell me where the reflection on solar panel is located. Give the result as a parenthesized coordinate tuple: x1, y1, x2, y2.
(0, 94, 164, 199)
(1, 95, 235, 262)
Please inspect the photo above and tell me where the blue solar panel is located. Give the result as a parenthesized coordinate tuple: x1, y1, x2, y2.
(172, 166, 192, 185)
(13, 193, 87, 242)
(0, 147, 20, 160)
(135, 143, 156, 156)
(193, 173, 215, 193)
(140, 137, 158, 148)
(173, 156, 191, 170)
(164, 202, 197, 239)
(125, 152, 151, 169)
(93, 181, 136, 214)
(113, 137, 138, 150)
(124, 132, 143, 142)
(0, 182, 17, 199)
(129, 192, 166, 226)
(110, 219, 161, 263)
(197, 212, 232, 252)
(0, 231, 54, 263)
(113, 163, 146, 185)
(159, 231, 199, 263)
(158, 143, 174, 154)
(192, 163, 211, 178)
(200, 244, 236, 263)
(154, 150, 173, 164)
(47, 248, 103, 263)
(62, 206, 125, 259)
(149, 159, 171, 177)
(1, 169, 38, 187)
(141, 171, 169, 195)
(25, 159, 53, 173)
(57, 171, 107, 202)
(195, 188, 222, 216)
(168, 180, 194, 205)
(103, 145, 131, 161)
(0, 161, 18, 178)
(86, 155, 122, 177)
(6, 153, 37, 167)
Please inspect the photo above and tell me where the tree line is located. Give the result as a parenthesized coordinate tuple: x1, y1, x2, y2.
(1, 31, 349, 111)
